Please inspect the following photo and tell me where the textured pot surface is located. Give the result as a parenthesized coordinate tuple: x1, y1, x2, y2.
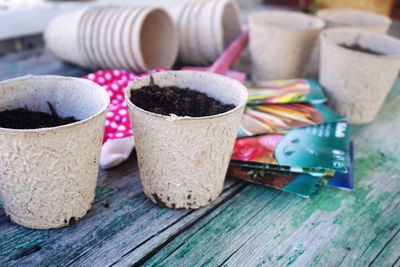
(0, 75, 109, 229)
(319, 28, 400, 124)
(249, 11, 325, 82)
(125, 71, 247, 209)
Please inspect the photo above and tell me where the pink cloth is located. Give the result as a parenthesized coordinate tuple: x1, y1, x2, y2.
(83, 69, 165, 169)
(83, 69, 165, 142)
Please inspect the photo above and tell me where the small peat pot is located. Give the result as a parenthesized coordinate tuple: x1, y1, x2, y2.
(0, 75, 109, 229)
(249, 11, 325, 82)
(125, 71, 247, 209)
(320, 28, 400, 124)
(306, 8, 392, 76)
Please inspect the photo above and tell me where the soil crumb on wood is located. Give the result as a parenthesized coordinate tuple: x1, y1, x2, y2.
(130, 84, 236, 117)
(0, 107, 78, 130)
(340, 44, 385, 56)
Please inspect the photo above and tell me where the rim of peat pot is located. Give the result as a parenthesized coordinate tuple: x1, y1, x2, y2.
(249, 10, 325, 32)
(134, 8, 179, 71)
(320, 27, 400, 59)
(317, 8, 391, 28)
(0, 75, 110, 133)
(124, 70, 248, 121)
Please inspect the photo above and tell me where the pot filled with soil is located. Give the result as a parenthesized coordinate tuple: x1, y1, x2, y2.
(0, 75, 109, 229)
(319, 28, 400, 124)
(125, 71, 247, 209)
(306, 8, 392, 77)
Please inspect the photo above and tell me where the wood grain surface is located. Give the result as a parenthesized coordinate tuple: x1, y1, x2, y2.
(0, 47, 399, 267)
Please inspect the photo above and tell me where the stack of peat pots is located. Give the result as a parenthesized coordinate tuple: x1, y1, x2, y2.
(167, 0, 242, 65)
(45, 5, 179, 72)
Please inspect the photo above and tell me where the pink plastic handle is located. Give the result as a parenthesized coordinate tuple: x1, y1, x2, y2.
(208, 30, 249, 75)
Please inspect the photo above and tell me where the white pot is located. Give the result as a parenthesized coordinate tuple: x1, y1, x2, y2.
(172, 0, 241, 65)
(0, 75, 109, 229)
(44, 9, 89, 68)
(249, 11, 325, 82)
(213, 0, 242, 56)
(45, 6, 178, 72)
(131, 8, 179, 71)
(319, 28, 400, 124)
(125, 71, 247, 209)
(121, 7, 145, 71)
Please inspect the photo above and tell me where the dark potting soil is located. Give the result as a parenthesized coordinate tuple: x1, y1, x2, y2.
(0, 104, 78, 130)
(340, 44, 385, 56)
(130, 83, 236, 117)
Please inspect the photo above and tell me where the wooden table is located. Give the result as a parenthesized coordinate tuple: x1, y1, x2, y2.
(0, 48, 399, 267)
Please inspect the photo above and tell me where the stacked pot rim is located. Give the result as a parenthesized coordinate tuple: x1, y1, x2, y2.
(170, 0, 242, 65)
(45, 5, 179, 72)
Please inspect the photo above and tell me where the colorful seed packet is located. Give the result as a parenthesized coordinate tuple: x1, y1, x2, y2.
(227, 142, 353, 197)
(227, 165, 321, 198)
(231, 122, 350, 174)
(248, 79, 326, 105)
(238, 103, 345, 137)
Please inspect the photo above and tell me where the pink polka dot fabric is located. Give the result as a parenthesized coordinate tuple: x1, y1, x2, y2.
(83, 69, 165, 143)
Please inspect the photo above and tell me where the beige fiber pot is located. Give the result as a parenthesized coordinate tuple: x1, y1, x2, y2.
(44, 9, 89, 68)
(125, 71, 248, 209)
(249, 11, 325, 82)
(306, 8, 392, 76)
(0, 75, 109, 229)
(319, 28, 400, 124)
(169, 0, 242, 65)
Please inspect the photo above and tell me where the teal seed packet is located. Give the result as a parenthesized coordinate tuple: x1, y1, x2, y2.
(231, 122, 350, 174)
(248, 79, 326, 105)
(238, 103, 345, 137)
(325, 142, 354, 191)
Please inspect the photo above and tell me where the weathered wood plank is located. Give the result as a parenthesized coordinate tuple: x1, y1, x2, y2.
(0, 151, 245, 266)
(1, 39, 399, 266)
(369, 229, 400, 267)
(69, 180, 246, 267)
(142, 81, 400, 267)
(0, 48, 88, 80)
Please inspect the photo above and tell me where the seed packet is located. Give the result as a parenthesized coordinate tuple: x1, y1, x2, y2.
(227, 165, 321, 198)
(230, 161, 335, 176)
(238, 103, 345, 137)
(248, 79, 326, 105)
(325, 142, 354, 191)
(231, 122, 350, 173)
